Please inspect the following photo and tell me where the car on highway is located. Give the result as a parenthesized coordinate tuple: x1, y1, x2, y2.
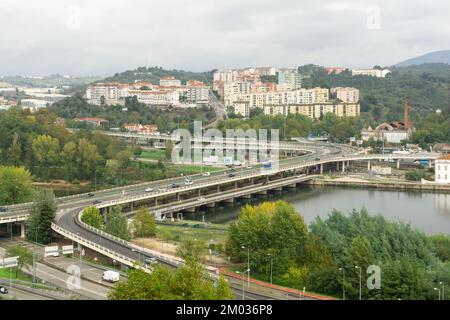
(86, 193, 95, 198)
(246, 165, 253, 169)
(145, 187, 154, 192)
(185, 180, 193, 186)
(145, 257, 158, 265)
(93, 200, 102, 205)
(0, 286, 8, 294)
(228, 173, 236, 177)
(158, 187, 166, 192)
(102, 270, 120, 283)
(0, 207, 8, 213)
(197, 197, 205, 201)
(315, 157, 321, 161)
(202, 172, 211, 177)
(171, 183, 180, 188)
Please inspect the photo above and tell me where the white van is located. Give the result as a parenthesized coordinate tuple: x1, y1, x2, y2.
(102, 270, 120, 283)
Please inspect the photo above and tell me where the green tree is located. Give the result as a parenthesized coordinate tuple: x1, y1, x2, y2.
(7, 133, 22, 165)
(108, 257, 233, 300)
(132, 207, 156, 238)
(165, 140, 174, 161)
(0, 166, 34, 205)
(176, 239, 207, 261)
(32, 134, 60, 179)
(81, 206, 103, 229)
(61, 141, 78, 180)
(104, 206, 130, 241)
(26, 189, 57, 244)
(6, 245, 33, 278)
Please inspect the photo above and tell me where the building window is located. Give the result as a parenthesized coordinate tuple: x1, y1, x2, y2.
(438, 165, 441, 171)
(438, 174, 441, 180)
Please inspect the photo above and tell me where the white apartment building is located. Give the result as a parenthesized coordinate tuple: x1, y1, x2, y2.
(351, 69, 391, 78)
(128, 90, 179, 106)
(332, 87, 360, 103)
(85, 83, 122, 105)
(278, 69, 302, 89)
(435, 155, 450, 184)
(186, 81, 209, 104)
(263, 102, 360, 120)
(160, 76, 181, 87)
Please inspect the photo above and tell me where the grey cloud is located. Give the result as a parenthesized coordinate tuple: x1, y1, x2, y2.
(0, 0, 449, 76)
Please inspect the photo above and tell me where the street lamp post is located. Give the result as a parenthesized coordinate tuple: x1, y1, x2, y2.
(434, 287, 441, 300)
(355, 266, 362, 300)
(242, 246, 250, 288)
(439, 281, 445, 300)
(236, 269, 250, 301)
(339, 267, 345, 300)
(267, 253, 273, 284)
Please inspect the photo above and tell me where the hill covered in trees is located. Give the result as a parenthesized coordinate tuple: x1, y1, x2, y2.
(102, 66, 215, 85)
(395, 50, 450, 67)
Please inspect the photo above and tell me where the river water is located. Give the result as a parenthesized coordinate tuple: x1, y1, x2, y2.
(189, 186, 450, 235)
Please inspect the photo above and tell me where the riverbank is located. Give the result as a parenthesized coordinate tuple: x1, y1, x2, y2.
(310, 175, 450, 193)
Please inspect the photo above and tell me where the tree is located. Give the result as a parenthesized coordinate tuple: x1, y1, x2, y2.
(32, 135, 60, 179)
(77, 138, 101, 180)
(132, 207, 156, 238)
(7, 133, 21, 165)
(176, 239, 207, 261)
(104, 206, 130, 241)
(6, 245, 33, 278)
(26, 189, 56, 244)
(225, 201, 308, 276)
(61, 141, 78, 180)
(81, 206, 103, 229)
(108, 257, 233, 300)
(165, 140, 174, 161)
(0, 166, 34, 206)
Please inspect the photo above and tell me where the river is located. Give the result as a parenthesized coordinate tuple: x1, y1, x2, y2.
(187, 186, 450, 235)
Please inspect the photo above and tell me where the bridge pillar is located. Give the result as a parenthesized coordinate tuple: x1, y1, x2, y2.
(429, 160, 432, 169)
(6, 223, 12, 236)
(320, 164, 323, 174)
(342, 161, 345, 173)
(177, 193, 181, 201)
(397, 160, 400, 169)
(20, 222, 25, 238)
(336, 162, 340, 171)
(198, 189, 201, 197)
(235, 181, 238, 189)
(155, 197, 158, 206)
(130, 202, 134, 211)
(217, 185, 220, 193)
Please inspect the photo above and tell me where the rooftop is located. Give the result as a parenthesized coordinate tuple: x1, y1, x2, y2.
(438, 154, 450, 160)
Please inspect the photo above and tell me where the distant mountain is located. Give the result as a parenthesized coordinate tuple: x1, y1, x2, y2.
(102, 66, 214, 85)
(395, 50, 450, 67)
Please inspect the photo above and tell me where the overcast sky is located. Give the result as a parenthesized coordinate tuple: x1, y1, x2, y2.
(1, 0, 449, 76)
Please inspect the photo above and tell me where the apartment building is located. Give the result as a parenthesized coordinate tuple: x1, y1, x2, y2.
(332, 87, 360, 103)
(262, 102, 360, 119)
(128, 89, 179, 106)
(277, 69, 302, 89)
(186, 80, 209, 104)
(435, 155, 450, 184)
(160, 76, 181, 87)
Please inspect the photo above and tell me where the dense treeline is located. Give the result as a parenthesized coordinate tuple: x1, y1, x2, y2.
(219, 112, 365, 142)
(226, 201, 450, 300)
(0, 107, 129, 183)
(103, 66, 214, 85)
(299, 64, 450, 124)
(49, 94, 216, 133)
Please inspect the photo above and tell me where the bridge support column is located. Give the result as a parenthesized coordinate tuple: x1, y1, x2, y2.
(397, 160, 400, 169)
(130, 202, 134, 211)
(429, 161, 432, 169)
(342, 161, 346, 173)
(367, 161, 371, 172)
(177, 193, 181, 201)
(20, 222, 25, 239)
(6, 223, 12, 236)
(155, 198, 158, 206)
(336, 162, 340, 171)
(217, 185, 220, 193)
(320, 164, 323, 174)
(198, 189, 201, 197)
(235, 181, 238, 189)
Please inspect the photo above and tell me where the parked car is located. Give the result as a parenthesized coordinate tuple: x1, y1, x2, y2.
(0, 286, 8, 294)
(145, 187, 154, 192)
(102, 270, 120, 283)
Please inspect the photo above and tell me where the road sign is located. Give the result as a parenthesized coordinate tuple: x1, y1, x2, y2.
(0, 256, 19, 268)
(44, 246, 59, 257)
(62, 245, 74, 255)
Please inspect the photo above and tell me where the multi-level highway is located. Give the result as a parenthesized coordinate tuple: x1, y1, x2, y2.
(0, 138, 440, 299)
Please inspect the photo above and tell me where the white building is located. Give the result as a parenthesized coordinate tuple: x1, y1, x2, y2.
(435, 155, 450, 184)
(160, 76, 181, 87)
(351, 68, 391, 78)
(185, 80, 209, 104)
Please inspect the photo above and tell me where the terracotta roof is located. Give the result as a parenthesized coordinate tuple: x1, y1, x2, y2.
(438, 154, 450, 160)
